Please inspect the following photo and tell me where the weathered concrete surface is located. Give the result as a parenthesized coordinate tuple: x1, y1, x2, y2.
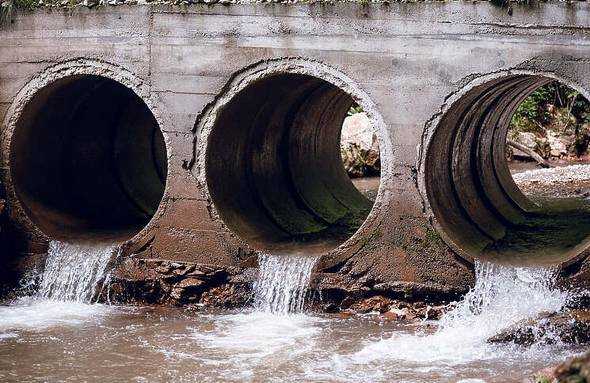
(2, 2, 590, 300)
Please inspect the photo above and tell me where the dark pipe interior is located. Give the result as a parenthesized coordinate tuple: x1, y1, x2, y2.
(206, 73, 374, 253)
(10, 75, 167, 242)
(425, 75, 590, 265)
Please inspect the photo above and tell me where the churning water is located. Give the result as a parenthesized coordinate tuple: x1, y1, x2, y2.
(0, 241, 117, 339)
(344, 262, 571, 367)
(253, 253, 319, 314)
(0, 248, 583, 382)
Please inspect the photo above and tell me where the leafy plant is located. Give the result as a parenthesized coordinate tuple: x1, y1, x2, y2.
(509, 81, 590, 158)
(1, 0, 40, 26)
(347, 104, 364, 116)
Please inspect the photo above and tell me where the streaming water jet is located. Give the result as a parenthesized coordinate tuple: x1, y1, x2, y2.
(253, 253, 319, 314)
(38, 241, 117, 303)
(350, 262, 571, 365)
(0, 241, 118, 336)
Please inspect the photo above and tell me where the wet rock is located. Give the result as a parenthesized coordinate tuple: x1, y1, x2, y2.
(424, 305, 446, 320)
(311, 272, 367, 309)
(381, 311, 399, 321)
(348, 295, 394, 313)
(107, 258, 245, 307)
(199, 283, 250, 308)
(342, 295, 447, 321)
(239, 256, 258, 269)
(310, 270, 457, 317)
(372, 280, 466, 301)
(229, 267, 257, 284)
(155, 264, 172, 275)
(107, 257, 458, 317)
(537, 352, 590, 383)
(387, 307, 419, 321)
(323, 303, 339, 313)
(488, 310, 590, 346)
(171, 278, 205, 302)
(173, 266, 191, 276)
(108, 278, 165, 304)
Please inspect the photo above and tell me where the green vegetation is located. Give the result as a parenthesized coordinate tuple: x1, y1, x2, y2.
(511, 83, 590, 136)
(1, 0, 39, 25)
(508, 82, 590, 159)
(0, 1, 12, 24)
(347, 104, 364, 116)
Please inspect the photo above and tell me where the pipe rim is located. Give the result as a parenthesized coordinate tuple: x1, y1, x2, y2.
(193, 57, 392, 267)
(418, 68, 590, 267)
(1, 58, 171, 247)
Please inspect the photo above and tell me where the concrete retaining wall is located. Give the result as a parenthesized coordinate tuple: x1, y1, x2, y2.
(2, 2, 590, 300)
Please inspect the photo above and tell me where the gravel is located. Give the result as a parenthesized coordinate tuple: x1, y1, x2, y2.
(512, 164, 590, 185)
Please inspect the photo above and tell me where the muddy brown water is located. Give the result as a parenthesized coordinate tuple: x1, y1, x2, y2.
(0, 299, 583, 383)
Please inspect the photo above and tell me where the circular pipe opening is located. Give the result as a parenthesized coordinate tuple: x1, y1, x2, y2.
(205, 73, 379, 255)
(424, 74, 590, 265)
(9, 74, 167, 243)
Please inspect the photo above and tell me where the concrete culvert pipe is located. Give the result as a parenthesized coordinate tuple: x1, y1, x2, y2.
(424, 74, 590, 266)
(205, 73, 377, 254)
(9, 74, 167, 243)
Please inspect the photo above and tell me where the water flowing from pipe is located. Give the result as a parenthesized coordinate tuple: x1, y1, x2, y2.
(0, 241, 118, 334)
(37, 241, 116, 303)
(349, 261, 571, 365)
(253, 253, 319, 314)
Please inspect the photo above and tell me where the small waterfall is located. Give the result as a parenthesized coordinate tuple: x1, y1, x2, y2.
(37, 241, 116, 303)
(351, 261, 571, 365)
(438, 262, 568, 335)
(253, 254, 319, 314)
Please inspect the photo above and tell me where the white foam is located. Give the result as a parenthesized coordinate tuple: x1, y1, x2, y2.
(147, 312, 326, 382)
(0, 333, 18, 341)
(350, 262, 568, 365)
(0, 297, 116, 332)
(298, 262, 574, 382)
(191, 312, 322, 359)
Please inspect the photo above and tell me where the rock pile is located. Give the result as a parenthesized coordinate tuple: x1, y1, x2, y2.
(510, 128, 588, 162)
(105, 253, 464, 317)
(339, 295, 448, 321)
(107, 258, 252, 307)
